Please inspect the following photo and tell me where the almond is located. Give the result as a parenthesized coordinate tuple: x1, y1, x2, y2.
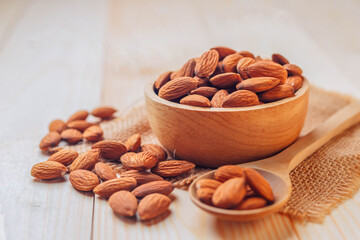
(31, 161, 68, 179)
(141, 144, 167, 161)
(151, 160, 195, 177)
(238, 51, 254, 58)
(109, 191, 138, 217)
(258, 85, 294, 103)
(154, 71, 172, 90)
(69, 149, 100, 172)
(48, 119, 67, 133)
(91, 106, 117, 119)
(120, 152, 137, 164)
(194, 76, 210, 87)
(210, 73, 242, 89)
(272, 53, 289, 65)
(236, 57, 256, 79)
(132, 180, 174, 198)
(234, 197, 267, 210)
(121, 170, 164, 185)
(67, 120, 94, 132)
(121, 151, 158, 170)
(67, 110, 89, 123)
(138, 193, 171, 221)
(170, 70, 179, 80)
(236, 77, 280, 93)
(93, 177, 137, 198)
(94, 162, 117, 181)
(222, 53, 243, 73)
(214, 165, 244, 182)
(195, 179, 222, 190)
(196, 188, 216, 205)
(195, 50, 219, 77)
(190, 86, 218, 98)
(125, 133, 141, 152)
(47, 148, 78, 166)
(60, 129, 83, 144)
(284, 63, 303, 76)
(244, 168, 274, 202)
(210, 90, 229, 108)
(175, 58, 196, 78)
(210, 46, 236, 60)
(245, 61, 287, 84)
(83, 125, 103, 142)
(285, 76, 303, 92)
(39, 131, 61, 151)
(92, 140, 127, 159)
(212, 177, 246, 208)
(158, 77, 198, 100)
(246, 185, 257, 197)
(222, 90, 260, 107)
(69, 169, 100, 191)
(180, 94, 211, 107)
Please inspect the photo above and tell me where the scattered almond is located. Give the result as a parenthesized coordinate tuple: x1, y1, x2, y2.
(151, 160, 195, 177)
(83, 125, 103, 142)
(121, 151, 158, 170)
(61, 129, 83, 144)
(69, 149, 100, 172)
(109, 191, 138, 217)
(93, 177, 137, 198)
(138, 193, 171, 221)
(69, 169, 100, 191)
(92, 140, 127, 159)
(132, 180, 174, 198)
(48, 119, 67, 133)
(125, 133, 141, 152)
(67, 120, 94, 132)
(31, 161, 68, 179)
(91, 106, 117, 119)
(67, 110, 89, 123)
(47, 148, 78, 166)
(39, 131, 61, 151)
(94, 162, 117, 181)
(121, 170, 164, 185)
(141, 144, 167, 161)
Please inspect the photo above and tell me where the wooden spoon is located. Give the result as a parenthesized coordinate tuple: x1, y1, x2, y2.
(189, 100, 360, 221)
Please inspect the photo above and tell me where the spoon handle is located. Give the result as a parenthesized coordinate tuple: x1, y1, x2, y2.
(281, 100, 360, 171)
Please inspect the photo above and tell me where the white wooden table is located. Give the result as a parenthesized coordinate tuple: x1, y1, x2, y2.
(1, 0, 359, 239)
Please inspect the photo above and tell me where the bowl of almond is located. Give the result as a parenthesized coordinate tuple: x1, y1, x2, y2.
(144, 47, 309, 167)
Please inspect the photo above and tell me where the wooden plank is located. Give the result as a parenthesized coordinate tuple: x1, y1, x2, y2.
(0, 0, 107, 239)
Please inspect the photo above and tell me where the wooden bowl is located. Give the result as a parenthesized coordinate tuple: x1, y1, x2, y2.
(144, 79, 309, 167)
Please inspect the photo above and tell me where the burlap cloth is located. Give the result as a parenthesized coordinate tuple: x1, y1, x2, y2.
(58, 86, 360, 223)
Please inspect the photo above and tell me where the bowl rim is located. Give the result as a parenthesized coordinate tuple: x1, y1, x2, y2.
(144, 77, 309, 112)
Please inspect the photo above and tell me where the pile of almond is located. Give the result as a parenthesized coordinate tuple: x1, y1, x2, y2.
(154, 47, 304, 107)
(32, 110, 197, 221)
(196, 165, 274, 210)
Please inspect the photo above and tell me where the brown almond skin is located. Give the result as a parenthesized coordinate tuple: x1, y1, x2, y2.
(92, 140, 127, 159)
(212, 177, 246, 208)
(67, 110, 89, 123)
(196, 188, 216, 205)
(210, 46, 236, 60)
(67, 120, 94, 132)
(236, 77, 280, 93)
(258, 85, 294, 103)
(180, 94, 211, 107)
(132, 180, 174, 198)
(31, 161, 68, 179)
(190, 87, 218, 98)
(272, 53, 289, 65)
(138, 193, 171, 221)
(170, 70, 179, 80)
(141, 144, 167, 161)
(83, 125, 103, 142)
(284, 63, 303, 76)
(194, 76, 210, 87)
(214, 165, 244, 182)
(236, 57, 256, 79)
(125, 133, 141, 152)
(195, 50, 219, 78)
(245, 61, 287, 84)
(61, 129, 83, 144)
(121, 151, 158, 170)
(234, 197, 267, 210)
(93, 177, 137, 198)
(210, 73, 242, 89)
(222, 53, 243, 73)
(176, 58, 196, 78)
(48, 119, 67, 133)
(244, 168, 274, 202)
(91, 106, 117, 119)
(120, 152, 136, 164)
(69, 149, 100, 172)
(47, 148, 79, 166)
(211, 89, 229, 108)
(69, 169, 100, 191)
(94, 162, 117, 181)
(109, 191, 138, 217)
(151, 160, 195, 177)
(238, 51, 255, 58)
(158, 77, 198, 100)
(222, 90, 260, 107)
(39, 131, 61, 151)
(285, 76, 303, 92)
(121, 170, 164, 185)
(195, 179, 222, 190)
(154, 71, 172, 90)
